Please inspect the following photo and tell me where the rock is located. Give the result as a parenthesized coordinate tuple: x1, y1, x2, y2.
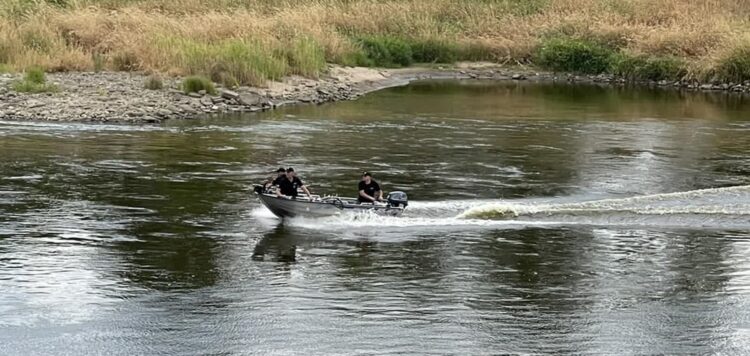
(511, 74, 526, 80)
(187, 92, 202, 98)
(198, 90, 207, 95)
(238, 92, 262, 106)
(27, 100, 44, 108)
(157, 109, 173, 117)
(199, 96, 212, 107)
(699, 84, 713, 90)
(220, 89, 239, 100)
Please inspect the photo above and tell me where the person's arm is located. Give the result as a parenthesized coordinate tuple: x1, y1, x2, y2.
(301, 185, 311, 196)
(359, 189, 375, 202)
(377, 190, 384, 201)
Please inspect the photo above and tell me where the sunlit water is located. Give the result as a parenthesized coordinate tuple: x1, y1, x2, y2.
(2, 81, 750, 354)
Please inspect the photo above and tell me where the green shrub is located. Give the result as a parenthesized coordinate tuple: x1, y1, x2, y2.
(712, 46, 750, 83)
(25, 66, 45, 84)
(144, 74, 163, 90)
(357, 35, 413, 67)
(13, 67, 58, 92)
(0, 63, 10, 73)
(611, 54, 686, 81)
(408, 39, 460, 63)
(535, 37, 614, 74)
(338, 48, 373, 67)
(182, 75, 216, 95)
(13, 80, 58, 93)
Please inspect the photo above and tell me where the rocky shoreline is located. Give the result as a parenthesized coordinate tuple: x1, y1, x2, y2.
(1, 63, 749, 124)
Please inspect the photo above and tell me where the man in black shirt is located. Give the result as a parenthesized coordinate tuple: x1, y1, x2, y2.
(264, 167, 286, 190)
(358, 171, 383, 203)
(277, 167, 311, 198)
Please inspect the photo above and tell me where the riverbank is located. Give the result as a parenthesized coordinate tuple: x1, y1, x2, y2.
(3, 1, 750, 84)
(4, 63, 750, 123)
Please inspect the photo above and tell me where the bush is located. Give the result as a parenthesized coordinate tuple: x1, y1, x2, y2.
(611, 54, 686, 81)
(535, 37, 614, 74)
(25, 66, 45, 84)
(713, 46, 750, 83)
(12, 67, 58, 93)
(144, 74, 163, 90)
(338, 48, 373, 67)
(357, 35, 413, 67)
(409, 39, 460, 63)
(182, 75, 215, 95)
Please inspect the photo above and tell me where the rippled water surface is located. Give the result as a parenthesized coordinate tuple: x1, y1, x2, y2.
(2, 81, 750, 355)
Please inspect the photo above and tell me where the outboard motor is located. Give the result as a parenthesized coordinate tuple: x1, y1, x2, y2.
(387, 191, 408, 208)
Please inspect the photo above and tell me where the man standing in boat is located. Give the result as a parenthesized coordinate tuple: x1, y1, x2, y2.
(277, 167, 311, 199)
(358, 171, 383, 203)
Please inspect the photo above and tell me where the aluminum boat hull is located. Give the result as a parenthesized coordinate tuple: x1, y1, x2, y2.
(257, 193, 404, 218)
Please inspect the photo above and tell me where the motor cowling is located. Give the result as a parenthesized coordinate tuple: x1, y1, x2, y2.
(387, 191, 408, 208)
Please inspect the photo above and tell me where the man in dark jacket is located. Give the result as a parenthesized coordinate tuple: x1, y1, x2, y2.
(277, 167, 311, 198)
(264, 167, 286, 190)
(358, 171, 383, 203)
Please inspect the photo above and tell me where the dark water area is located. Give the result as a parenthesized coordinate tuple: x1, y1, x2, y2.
(2, 81, 750, 354)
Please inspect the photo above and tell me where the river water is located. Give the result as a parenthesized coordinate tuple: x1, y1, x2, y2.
(2, 81, 750, 355)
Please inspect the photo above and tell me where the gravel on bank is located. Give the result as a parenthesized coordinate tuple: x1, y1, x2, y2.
(2, 63, 750, 124)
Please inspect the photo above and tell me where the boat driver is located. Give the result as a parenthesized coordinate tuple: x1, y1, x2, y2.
(358, 171, 383, 203)
(277, 167, 311, 199)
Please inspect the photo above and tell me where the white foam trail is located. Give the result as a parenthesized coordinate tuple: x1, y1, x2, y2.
(250, 206, 278, 219)
(284, 210, 565, 230)
(459, 185, 750, 220)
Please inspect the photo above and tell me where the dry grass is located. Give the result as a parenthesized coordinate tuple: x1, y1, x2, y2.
(0, 0, 749, 83)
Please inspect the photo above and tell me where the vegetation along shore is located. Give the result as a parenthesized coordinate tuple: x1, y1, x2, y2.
(2, 0, 750, 123)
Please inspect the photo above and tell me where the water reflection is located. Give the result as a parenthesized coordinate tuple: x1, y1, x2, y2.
(252, 224, 297, 263)
(114, 227, 220, 291)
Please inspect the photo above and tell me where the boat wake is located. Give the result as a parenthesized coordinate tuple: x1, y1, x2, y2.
(277, 185, 750, 230)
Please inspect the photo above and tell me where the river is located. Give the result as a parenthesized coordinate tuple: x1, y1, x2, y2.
(1, 80, 750, 354)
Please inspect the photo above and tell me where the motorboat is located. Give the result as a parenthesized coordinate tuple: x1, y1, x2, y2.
(253, 186, 408, 218)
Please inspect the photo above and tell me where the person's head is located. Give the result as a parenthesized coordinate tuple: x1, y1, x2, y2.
(362, 171, 372, 184)
(276, 167, 285, 176)
(286, 167, 295, 178)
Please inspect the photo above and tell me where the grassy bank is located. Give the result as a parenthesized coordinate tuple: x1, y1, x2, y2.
(1, 0, 750, 86)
